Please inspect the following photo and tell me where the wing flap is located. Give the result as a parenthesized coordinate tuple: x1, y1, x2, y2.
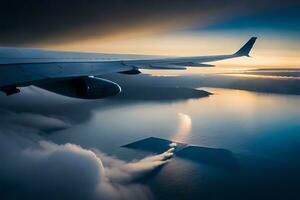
(124, 63, 186, 70)
(149, 64, 186, 70)
(172, 62, 215, 67)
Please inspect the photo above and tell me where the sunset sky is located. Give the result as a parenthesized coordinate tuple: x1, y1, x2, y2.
(1, 2, 300, 200)
(0, 1, 299, 68)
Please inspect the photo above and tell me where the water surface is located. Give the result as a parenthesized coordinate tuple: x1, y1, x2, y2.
(46, 87, 300, 199)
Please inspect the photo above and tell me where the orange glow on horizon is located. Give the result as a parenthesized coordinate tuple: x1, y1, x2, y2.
(44, 32, 300, 70)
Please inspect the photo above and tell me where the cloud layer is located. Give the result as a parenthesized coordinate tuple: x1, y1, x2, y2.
(0, 109, 175, 200)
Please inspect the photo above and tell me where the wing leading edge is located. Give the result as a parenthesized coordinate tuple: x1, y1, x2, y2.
(0, 37, 257, 98)
(124, 37, 257, 69)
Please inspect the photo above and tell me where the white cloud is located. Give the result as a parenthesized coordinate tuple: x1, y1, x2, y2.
(0, 110, 174, 200)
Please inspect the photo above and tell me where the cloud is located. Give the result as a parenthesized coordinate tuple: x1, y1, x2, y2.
(0, 109, 71, 132)
(0, 109, 174, 200)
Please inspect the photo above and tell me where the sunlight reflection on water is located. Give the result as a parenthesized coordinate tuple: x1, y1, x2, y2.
(171, 113, 192, 143)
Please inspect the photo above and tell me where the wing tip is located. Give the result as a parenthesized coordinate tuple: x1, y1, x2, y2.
(235, 37, 257, 57)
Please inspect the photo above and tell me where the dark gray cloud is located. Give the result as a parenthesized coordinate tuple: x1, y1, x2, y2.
(0, 0, 298, 46)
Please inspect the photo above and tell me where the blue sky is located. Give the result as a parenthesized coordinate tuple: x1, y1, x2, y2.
(200, 6, 300, 37)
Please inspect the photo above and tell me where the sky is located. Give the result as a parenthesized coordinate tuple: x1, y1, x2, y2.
(0, 0, 299, 68)
(1, 2, 300, 199)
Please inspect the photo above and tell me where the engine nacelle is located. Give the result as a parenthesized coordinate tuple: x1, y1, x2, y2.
(37, 77, 121, 99)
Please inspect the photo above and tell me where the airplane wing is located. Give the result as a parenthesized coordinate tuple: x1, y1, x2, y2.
(0, 37, 257, 99)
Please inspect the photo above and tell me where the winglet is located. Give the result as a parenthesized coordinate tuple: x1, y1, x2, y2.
(234, 37, 257, 57)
